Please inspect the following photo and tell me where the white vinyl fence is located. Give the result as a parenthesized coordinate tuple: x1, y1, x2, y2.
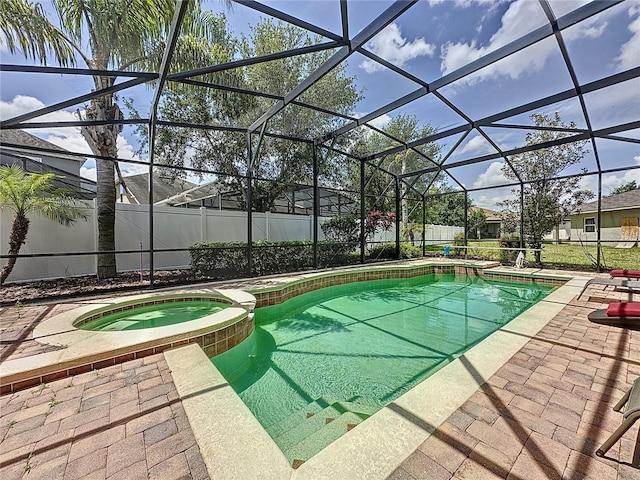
(1, 201, 460, 282)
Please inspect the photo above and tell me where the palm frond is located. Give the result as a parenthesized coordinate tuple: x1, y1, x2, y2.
(0, 165, 88, 225)
(0, 0, 76, 66)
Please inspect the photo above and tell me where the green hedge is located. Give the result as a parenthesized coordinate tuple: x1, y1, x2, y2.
(367, 242, 421, 260)
(189, 240, 358, 278)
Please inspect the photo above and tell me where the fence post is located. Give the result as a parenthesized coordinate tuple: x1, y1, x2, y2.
(266, 211, 270, 241)
(93, 198, 99, 254)
(200, 207, 207, 242)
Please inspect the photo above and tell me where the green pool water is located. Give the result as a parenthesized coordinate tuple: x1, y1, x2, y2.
(79, 300, 228, 331)
(212, 274, 556, 463)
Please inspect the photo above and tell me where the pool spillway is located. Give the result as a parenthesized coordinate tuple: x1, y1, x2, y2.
(212, 273, 556, 464)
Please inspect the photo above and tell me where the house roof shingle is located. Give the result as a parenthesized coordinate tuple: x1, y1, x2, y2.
(575, 189, 640, 214)
(118, 173, 198, 204)
(0, 129, 83, 163)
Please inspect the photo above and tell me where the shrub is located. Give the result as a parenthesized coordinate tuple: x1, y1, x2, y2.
(189, 240, 358, 277)
(452, 232, 465, 256)
(367, 242, 421, 260)
(498, 236, 521, 264)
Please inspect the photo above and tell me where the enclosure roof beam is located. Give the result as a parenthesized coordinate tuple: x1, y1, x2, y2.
(247, 0, 417, 134)
(150, 0, 189, 123)
(0, 63, 157, 79)
(355, 48, 428, 88)
(0, 77, 148, 127)
(340, 0, 349, 43)
(236, 1, 343, 42)
(167, 41, 342, 81)
(432, 89, 522, 183)
(476, 67, 640, 127)
(156, 120, 313, 143)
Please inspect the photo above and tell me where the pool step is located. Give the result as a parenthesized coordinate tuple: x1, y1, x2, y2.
(266, 397, 337, 438)
(284, 411, 368, 465)
(270, 400, 379, 464)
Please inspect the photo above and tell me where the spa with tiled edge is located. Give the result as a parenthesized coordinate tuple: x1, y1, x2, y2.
(0, 289, 255, 394)
(163, 262, 591, 480)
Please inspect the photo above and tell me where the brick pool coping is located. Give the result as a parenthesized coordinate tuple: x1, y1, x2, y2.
(246, 260, 567, 309)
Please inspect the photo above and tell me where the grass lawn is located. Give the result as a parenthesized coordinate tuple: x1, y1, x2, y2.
(459, 241, 640, 271)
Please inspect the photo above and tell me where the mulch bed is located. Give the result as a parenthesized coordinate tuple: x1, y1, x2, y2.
(0, 270, 205, 306)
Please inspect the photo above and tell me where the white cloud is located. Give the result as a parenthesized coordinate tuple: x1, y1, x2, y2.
(616, 4, 640, 70)
(472, 186, 516, 209)
(360, 23, 435, 73)
(457, 135, 495, 155)
(428, 0, 504, 7)
(80, 164, 97, 182)
(472, 161, 510, 188)
(366, 114, 392, 129)
(1, 95, 143, 181)
(440, 0, 607, 84)
(602, 155, 640, 195)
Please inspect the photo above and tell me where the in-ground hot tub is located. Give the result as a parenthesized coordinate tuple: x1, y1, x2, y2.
(0, 289, 256, 394)
(75, 296, 231, 331)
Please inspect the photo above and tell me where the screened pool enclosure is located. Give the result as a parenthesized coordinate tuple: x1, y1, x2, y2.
(1, 0, 639, 285)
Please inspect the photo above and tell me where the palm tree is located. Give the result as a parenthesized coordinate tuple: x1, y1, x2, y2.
(1, 0, 231, 278)
(0, 165, 88, 285)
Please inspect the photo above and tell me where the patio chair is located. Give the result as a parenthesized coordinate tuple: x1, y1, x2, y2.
(609, 269, 640, 280)
(576, 278, 640, 300)
(596, 376, 640, 458)
(587, 302, 640, 330)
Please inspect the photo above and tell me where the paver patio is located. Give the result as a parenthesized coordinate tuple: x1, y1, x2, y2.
(1, 268, 638, 479)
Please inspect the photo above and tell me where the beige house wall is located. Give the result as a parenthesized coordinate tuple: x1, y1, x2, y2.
(570, 208, 640, 244)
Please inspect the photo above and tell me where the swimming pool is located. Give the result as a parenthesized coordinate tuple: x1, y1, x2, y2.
(212, 273, 556, 465)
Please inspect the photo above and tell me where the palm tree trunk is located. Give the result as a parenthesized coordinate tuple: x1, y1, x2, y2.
(0, 214, 29, 285)
(80, 75, 122, 279)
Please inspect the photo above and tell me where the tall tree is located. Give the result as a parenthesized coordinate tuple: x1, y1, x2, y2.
(467, 207, 487, 239)
(146, 19, 362, 212)
(1, 0, 231, 278)
(497, 112, 593, 263)
(0, 165, 88, 285)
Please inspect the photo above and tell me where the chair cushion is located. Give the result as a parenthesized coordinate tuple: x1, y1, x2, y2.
(607, 302, 640, 317)
(610, 269, 640, 279)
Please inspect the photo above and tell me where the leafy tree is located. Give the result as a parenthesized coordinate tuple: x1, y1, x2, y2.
(1, 0, 231, 278)
(467, 208, 487, 239)
(497, 113, 593, 263)
(609, 180, 638, 196)
(320, 215, 359, 244)
(0, 165, 88, 285)
(349, 115, 442, 236)
(146, 19, 362, 212)
(426, 187, 468, 226)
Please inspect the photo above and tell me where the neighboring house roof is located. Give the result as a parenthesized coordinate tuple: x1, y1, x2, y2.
(473, 207, 502, 222)
(0, 129, 83, 163)
(573, 189, 640, 214)
(117, 173, 198, 205)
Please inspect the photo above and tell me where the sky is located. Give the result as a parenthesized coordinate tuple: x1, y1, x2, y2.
(1, 0, 639, 210)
